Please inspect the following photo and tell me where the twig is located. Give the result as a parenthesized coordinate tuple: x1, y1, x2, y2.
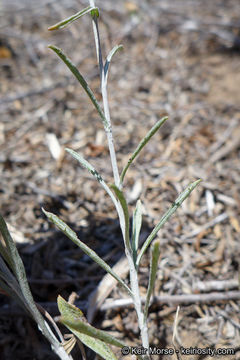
(5, 291, 240, 317)
(0, 81, 66, 106)
(100, 291, 240, 311)
(181, 212, 228, 241)
(209, 118, 239, 154)
(193, 279, 240, 293)
(209, 127, 240, 163)
(216, 309, 240, 331)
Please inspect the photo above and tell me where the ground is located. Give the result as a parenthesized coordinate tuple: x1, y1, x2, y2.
(0, 0, 240, 359)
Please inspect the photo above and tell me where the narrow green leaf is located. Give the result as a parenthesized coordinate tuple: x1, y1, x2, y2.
(66, 148, 103, 182)
(120, 116, 168, 184)
(0, 256, 26, 302)
(0, 238, 13, 269)
(0, 214, 59, 348)
(137, 179, 202, 267)
(0, 218, 17, 271)
(131, 199, 142, 264)
(58, 296, 119, 360)
(0, 214, 32, 287)
(58, 297, 126, 348)
(48, 45, 109, 131)
(0, 232, 36, 314)
(0, 277, 13, 296)
(110, 184, 131, 251)
(144, 240, 160, 322)
(65, 148, 120, 215)
(62, 317, 124, 352)
(0, 275, 29, 313)
(48, 6, 98, 30)
(43, 209, 132, 297)
(104, 45, 123, 81)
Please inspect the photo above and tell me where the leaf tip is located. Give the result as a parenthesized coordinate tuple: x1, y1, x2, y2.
(136, 198, 142, 206)
(57, 294, 64, 305)
(48, 25, 56, 31)
(195, 178, 203, 186)
(41, 207, 47, 215)
(42, 208, 52, 219)
(152, 238, 160, 246)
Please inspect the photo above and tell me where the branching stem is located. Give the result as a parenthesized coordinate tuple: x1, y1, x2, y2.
(89, 0, 120, 187)
(89, 1, 150, 357)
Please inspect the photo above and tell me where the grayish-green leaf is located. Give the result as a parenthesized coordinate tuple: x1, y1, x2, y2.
(104, 45, 123, 82)
(65, 148, 118, 209)
(48, 6, 98, 31)
(137, 179, 202, 267)
(120, 116, 168, 185)
(0, 214, 61, 350)
(0, 275, 29, 313)
(0, 237, 12, 269)
(43, 209, 132, 297)
(58, 296, 119, 360)
(48, 45, 109, 131)
(88, 1, 121, 188)
(144, 240, 160, 322)
(58, 297, 126, 348)
(0, 256, 27, 305)
(131, 199, 142, 265)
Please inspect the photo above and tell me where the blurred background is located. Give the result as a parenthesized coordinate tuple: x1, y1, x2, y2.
(0, 0, 240, 359)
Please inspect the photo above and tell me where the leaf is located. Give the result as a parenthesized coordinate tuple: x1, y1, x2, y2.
(0, 215, 18, 273)
(137, 179, 202, 267)
(58, 296, 121, 360)
(66, 148, 124, 233)
(0, 214, 60, 349)
(0, 276, 28, 312)
(48, 45, 109, 131)
(48, 6, 98, 31)
(104, 45, 123, 82)
(0, 257, 28, 309)
(131, 199, 142, 264)
(120, 116, 168, 184)
(43, 209, 132, 297)
(59, 301, 126, 348)
(143, 240, 160, 321)
(0, 235, 12, 269)
(110, 184, 131, 250)
(65, 148, 118, 209)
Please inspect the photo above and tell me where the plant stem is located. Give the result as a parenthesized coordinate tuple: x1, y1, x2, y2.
(89, 0, 120, 187)
(101, 77, 121, 187)
(128, 253, 150, 359)
(89, 1, 151, 357)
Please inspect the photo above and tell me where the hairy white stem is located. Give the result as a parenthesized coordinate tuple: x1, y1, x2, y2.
(89, 1, 150, 357)
(118, 208, 150, 358)
(128, 254, 150, 359)
(89, 0, 120, 187)
(101, 77, 121, 187)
